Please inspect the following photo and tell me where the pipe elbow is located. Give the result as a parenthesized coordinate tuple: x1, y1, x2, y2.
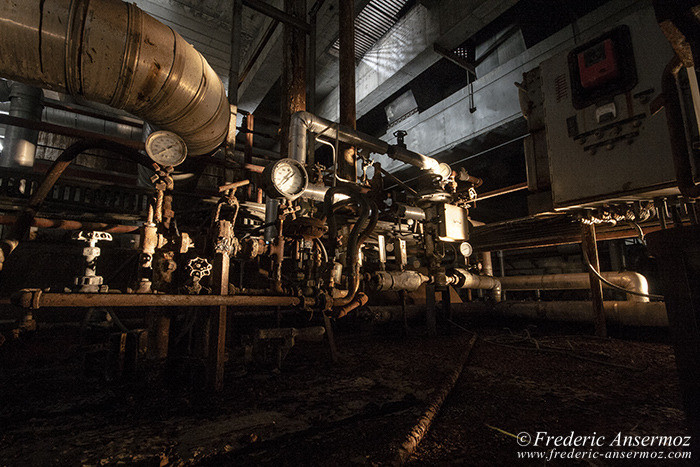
(615, 271, 650, 303)
(0, 0, 229, 156)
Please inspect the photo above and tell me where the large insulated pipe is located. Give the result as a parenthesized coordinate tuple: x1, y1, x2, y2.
(0, 0, 229, 156)
(448, 268, 502, 302)
(499, 271, 651, 303)
(1, 82, 43, 168)
(288, 110, 443, 172)
(370, 270, 429, 292)
(362, 301, 668, 327)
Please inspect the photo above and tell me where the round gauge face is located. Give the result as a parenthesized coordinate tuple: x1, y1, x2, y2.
(269, 159, 308, 199)
(145, 131, 187, 167)
(459, 242, 473, 257)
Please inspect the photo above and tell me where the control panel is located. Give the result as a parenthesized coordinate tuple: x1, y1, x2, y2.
(536, 6, 680, 209)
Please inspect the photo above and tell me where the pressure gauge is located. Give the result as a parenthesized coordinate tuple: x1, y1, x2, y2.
(459, 242, 473, 258)
(262, 158, 309, 200)
(145, 130, 187, 167)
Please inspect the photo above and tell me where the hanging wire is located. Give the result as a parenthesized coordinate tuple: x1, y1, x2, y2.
(579, 230, 664, 300)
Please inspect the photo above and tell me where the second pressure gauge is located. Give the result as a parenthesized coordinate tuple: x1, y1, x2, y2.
(262, 158, 309, 200)
(145, 130, 187, 167)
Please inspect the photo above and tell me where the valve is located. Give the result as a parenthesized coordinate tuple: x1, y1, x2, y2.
(72, 231, 112, 293)
(393, 130, 407, 148)
(184, 257, 212, 295)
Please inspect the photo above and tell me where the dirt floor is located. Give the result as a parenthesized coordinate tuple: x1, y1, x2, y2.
(0, 316, 692, 466)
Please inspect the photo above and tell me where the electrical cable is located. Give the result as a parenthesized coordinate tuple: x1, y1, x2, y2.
(580, 236, 664, 300)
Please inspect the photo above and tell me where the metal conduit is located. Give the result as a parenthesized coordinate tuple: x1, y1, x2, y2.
(288, 110, 441, 172)
(499, 272, 651, 303)
(0, 0, 229, 156)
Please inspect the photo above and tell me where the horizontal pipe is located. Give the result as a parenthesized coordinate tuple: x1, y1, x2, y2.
(491, 300, 668, 327)
(363, 301, 668, 327)
(449, 269, 502, 301)
(473, 182, 528, 202)
(499, 271, 650, 302)
(0, 215, 139, 233)
(0, 0, 229, 155)
(12, 289, 310, 309)
(288, 111, 443, 174)
(0, 113, 144, 150)
(301, 183, 350, 202)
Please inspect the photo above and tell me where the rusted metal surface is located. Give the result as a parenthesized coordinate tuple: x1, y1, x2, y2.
(0, 0, 229, 155)
(581, 222, 607, 337)
(338, 0, 357, 182)
(218, 179, 250, 193)
(0, 215, 139, 233)
(12, 290, 308, 309)
(279, 0, 307, 159)
(208, 252, 229, 391)
(334, 292, 368, 319)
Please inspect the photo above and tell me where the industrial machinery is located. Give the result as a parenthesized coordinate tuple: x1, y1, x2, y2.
(0, 0, 698, 400)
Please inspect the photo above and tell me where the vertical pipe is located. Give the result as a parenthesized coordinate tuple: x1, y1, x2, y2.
(244, 113, 254, 200)
(338, 0, 357, 182)
(279, 0, 307, 158)
(208, 251, 229, 391)
(1, 83, 43, 169)
(497, 250, 506, 300)
(205, 0, 241, 392)
(581, 223, 607, 337)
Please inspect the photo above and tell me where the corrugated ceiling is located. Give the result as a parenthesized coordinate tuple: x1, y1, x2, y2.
(332, 0, 414, 61)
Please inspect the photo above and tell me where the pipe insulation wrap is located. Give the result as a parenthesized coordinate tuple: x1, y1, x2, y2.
(499, 271, 651, 302)
(0, 0, 229, 155)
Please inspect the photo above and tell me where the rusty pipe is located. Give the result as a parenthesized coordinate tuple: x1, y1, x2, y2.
(0, 215, 139, 233)
(0, 0, 229, 155)
(12, 289, 311, 309)
(498, 271, 651, 303)
(334, 292, 368, 319)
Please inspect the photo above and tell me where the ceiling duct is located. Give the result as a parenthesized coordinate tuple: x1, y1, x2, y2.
(0, 0, 230, 156)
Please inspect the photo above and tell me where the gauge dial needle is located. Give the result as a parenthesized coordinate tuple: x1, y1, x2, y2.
(154, 145, 176, 157)
(279, 172, 294, 186)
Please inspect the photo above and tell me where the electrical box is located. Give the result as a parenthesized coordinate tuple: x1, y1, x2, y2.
(532, 6, 683, 210)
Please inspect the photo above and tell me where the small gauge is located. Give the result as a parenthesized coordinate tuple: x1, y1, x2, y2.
(262, 158, 309, 200)
(459, 242, 473, 258)
(145, 130, 187, 167)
